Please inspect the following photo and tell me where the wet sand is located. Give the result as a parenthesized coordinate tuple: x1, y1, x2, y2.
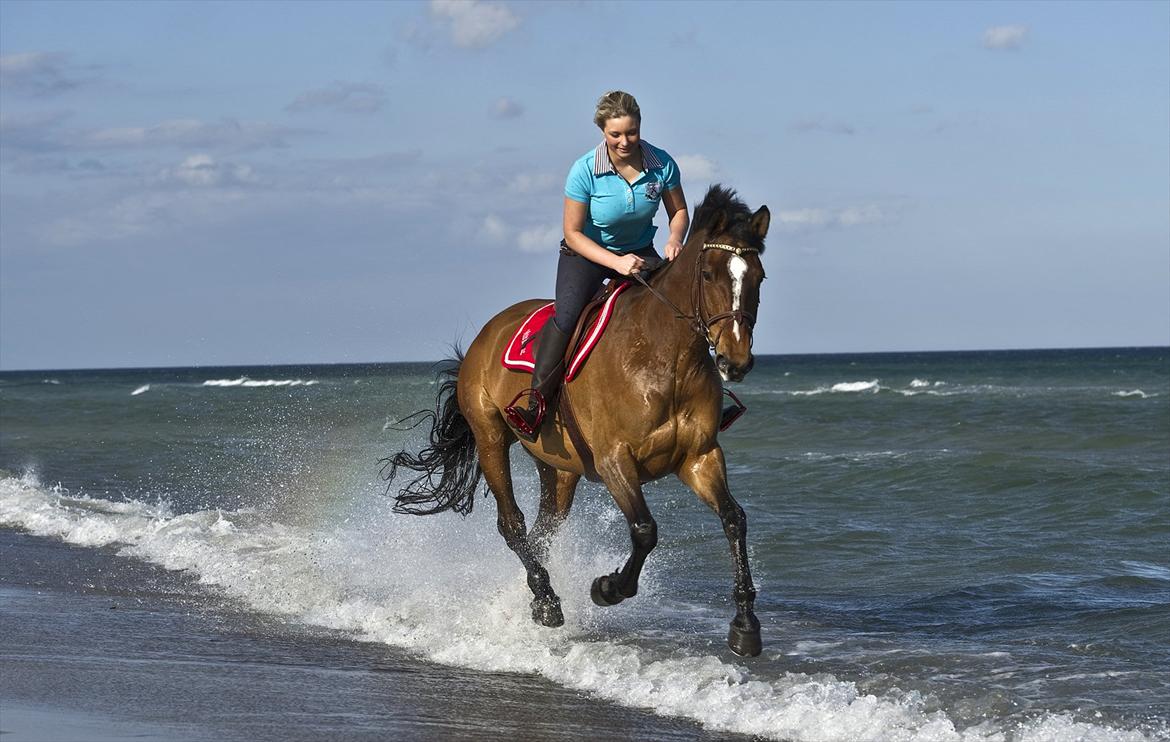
(0, 530, 749, 742)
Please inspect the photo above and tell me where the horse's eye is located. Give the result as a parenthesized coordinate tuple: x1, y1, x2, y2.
(701, 270, 714, 281)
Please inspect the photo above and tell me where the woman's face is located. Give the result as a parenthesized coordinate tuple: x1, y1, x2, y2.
(602, 116, 640, 160)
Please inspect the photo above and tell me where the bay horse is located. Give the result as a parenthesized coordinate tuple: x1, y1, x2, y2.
(384, 185, 769, 656)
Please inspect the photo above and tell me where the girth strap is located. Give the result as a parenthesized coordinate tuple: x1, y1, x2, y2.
(558, 387, 601, 482)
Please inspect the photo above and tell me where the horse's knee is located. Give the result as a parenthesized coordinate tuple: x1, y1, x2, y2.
(497, 513, 527, 550)
(720, 504, 746, 541)
(630, 519, 658, 551)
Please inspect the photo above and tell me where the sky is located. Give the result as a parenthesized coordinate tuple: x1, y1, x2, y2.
(1, 0, 1167, 370)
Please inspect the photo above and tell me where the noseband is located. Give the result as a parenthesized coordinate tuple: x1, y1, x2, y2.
(632, 241, 761, 350)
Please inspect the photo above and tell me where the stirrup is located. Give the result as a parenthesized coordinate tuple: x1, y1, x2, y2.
(719, 389, 747, 431)
(505, 389, 547, 440)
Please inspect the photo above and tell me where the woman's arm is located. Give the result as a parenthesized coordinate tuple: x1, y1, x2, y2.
(662, 186, 689, 261)
(563, 197, 645, 275)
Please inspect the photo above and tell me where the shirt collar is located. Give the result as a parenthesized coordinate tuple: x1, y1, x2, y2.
(592, 141, 664, 176)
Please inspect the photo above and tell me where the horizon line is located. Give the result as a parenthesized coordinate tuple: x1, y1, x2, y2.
(1, 344, 1166, 375)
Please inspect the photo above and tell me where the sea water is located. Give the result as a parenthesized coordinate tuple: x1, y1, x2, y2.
(2, 348, 1167, 740)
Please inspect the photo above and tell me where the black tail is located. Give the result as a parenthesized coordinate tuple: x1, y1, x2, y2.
(380, 351, 482, 516)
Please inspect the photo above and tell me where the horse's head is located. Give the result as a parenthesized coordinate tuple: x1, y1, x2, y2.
(691, 187, 769, 382)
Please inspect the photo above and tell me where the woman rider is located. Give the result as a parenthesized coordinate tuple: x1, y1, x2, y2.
(505, 91, 689, 441)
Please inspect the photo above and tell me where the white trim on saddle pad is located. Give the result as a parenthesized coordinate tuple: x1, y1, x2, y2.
(501, 302, 555, 372)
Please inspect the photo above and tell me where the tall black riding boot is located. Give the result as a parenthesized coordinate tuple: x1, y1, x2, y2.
(505, 320, 572, 442)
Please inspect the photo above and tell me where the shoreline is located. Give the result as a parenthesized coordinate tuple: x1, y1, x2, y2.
(0, 529, 746, 742)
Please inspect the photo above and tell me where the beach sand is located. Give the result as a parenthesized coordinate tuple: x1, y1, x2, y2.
(0, 530, 747, 742)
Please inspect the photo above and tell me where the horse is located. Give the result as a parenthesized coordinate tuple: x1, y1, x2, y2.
(383, 185, 769, 656)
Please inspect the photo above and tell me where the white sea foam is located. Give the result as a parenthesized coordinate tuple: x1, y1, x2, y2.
(789, 380, 883, 397)
(1113, 390, 1155, 399)
(0, 473, 1156, 742)
(202, 377, 319, 388)
(832, 379, 880, 393)
(131, 385, 151, 396)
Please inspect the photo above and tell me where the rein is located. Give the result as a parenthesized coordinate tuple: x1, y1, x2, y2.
(631, 242, 761, 349)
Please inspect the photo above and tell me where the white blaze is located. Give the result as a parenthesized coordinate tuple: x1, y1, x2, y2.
(729, 255, 748, 342)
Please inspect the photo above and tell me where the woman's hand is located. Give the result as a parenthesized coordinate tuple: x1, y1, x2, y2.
(611, 252, 646, 276)
(664, 239, 684, 261)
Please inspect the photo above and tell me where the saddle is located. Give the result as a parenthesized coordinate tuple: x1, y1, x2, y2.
(500, 280, 632, 380)
(499, 279, 634, 482)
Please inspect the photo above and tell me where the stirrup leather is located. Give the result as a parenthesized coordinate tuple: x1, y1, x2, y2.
(719, 389, 747, 431)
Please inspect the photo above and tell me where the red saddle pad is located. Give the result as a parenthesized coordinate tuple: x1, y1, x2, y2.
(501, 281, 632, 382)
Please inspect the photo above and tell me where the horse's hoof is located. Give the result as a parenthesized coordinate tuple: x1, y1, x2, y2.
(727, 618, 762, 657)
(590, 575, 624, 607)
(531, 596, 564, 627)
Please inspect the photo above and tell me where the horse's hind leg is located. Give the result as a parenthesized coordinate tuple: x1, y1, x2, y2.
(677, 446, 761, 657)
(591, 449, 658, 607)
(529, 457, 580, 557)
(478, 436, 565, 627)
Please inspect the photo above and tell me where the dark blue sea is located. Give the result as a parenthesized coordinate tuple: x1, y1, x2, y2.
(2, 348, 1167, 741)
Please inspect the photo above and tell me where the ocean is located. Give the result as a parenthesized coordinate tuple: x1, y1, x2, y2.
(2, 348, 1167, 741)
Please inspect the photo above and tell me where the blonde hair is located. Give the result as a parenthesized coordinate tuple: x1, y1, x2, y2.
(593, 90, 641, 129)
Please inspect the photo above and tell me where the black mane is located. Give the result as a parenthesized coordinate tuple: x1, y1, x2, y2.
(689, 185, 765, 252)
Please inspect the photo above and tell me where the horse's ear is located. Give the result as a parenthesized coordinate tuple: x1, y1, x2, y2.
(751, 206, 770, 239)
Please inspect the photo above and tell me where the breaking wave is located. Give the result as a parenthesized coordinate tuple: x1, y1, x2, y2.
(202, 377, 319, 388)
(0, 473, 1156, 742)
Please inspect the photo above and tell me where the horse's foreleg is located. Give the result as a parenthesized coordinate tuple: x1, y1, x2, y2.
(478, 439, 564, 628)
(592, 452, 657, 607)
(678, 447, 762, 657)
(529, 459, 580, 558)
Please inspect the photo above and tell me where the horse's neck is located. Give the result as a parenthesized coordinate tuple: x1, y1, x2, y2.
(628, 240, 708, 360)
(650, 239, 700, 309)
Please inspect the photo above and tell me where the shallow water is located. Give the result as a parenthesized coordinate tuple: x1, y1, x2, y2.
(2, 348, 1168, 740)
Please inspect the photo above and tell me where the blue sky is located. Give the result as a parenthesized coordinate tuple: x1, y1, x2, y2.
(1, 0, 1167, 370)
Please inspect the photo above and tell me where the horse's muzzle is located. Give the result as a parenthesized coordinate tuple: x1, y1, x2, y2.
(716, 353, 754, 382)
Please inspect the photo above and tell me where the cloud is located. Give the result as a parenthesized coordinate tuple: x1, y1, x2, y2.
(776, 204, 890, 231)
(158, 154, 258, 187)
(286, 82, 388, 114)
(37, 190, 183, 246)
(507, 171, 557, 194)
(6, 155, 110, 177)
(480, 214, 508, 242)
(479, 214, 559, 252)
(292, 151, 422, 186)
(83, 118, 310, 152)
(0, 110, 73, 153)
(430, 0, 519, 49)
(983, 25, 1028, 50)
(517, 223, 560, 253)
(790, 117, 856, 136)
(0, 52, 96, 96)
(492, 96, 524, 119)
(2, 112, 311, 160)
(675, 154, 717, 182)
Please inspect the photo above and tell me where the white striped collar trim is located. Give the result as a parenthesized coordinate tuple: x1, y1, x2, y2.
(592, 141, 665, 176)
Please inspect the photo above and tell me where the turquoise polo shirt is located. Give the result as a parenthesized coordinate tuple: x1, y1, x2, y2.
(564, 141, 682, 253)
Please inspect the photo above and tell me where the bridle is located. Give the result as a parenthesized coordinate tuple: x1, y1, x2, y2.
(632, 241, 762, 350)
